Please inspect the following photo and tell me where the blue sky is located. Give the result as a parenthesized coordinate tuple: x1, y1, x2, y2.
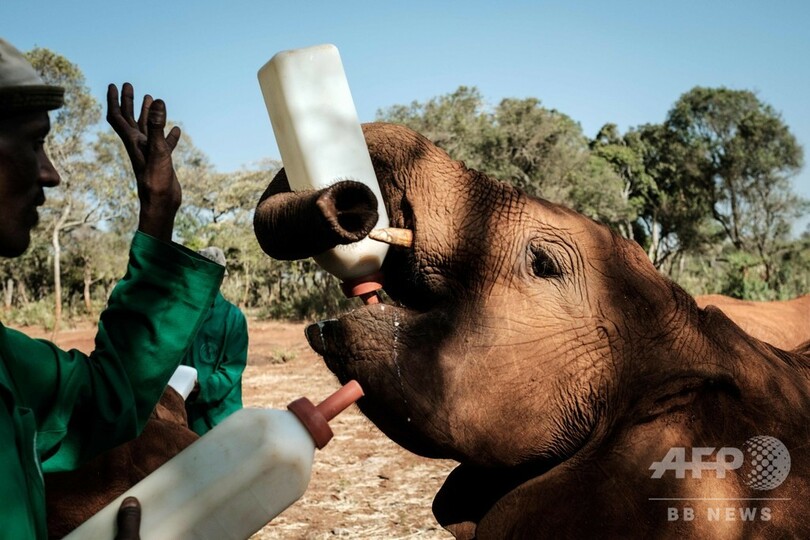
(4, 1, 809, 231)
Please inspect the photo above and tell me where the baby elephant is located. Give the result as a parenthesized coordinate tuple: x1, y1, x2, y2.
(694, 294, 810, 351)
(255, 122, 810, 539)
(44, 388, 198, 538)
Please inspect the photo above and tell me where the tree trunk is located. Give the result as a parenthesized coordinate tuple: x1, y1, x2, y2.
(3, 279, 13, 310)
(242, 262, 251, 308)
(725, 176, 744, 250)
(52, 228, 62, 336)
(647, 220, 661, 266)
(19, 281, 29, 306)
(83, 264, 93, 313)
(52, 202, 71, 336)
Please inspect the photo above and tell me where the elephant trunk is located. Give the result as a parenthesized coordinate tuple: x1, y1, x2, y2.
(253, 171, 379, 260)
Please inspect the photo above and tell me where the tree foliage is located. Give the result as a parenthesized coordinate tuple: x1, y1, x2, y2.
(22, 48, 106, 327)
(377, 86, 636, 228)
(665, 87, 803, 239)
(3, 50, 808, 327)
(645, 87, 806, 292)
(379, 85, 807, 299)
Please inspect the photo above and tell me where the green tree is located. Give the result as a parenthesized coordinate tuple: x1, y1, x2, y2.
(377, 87, 636, 228)
(25, 48, 104, 328)
(596, 122, 721, 268)
(660, 87, 806, 291)
(481, 97, 591, 203)
(378, 86, 491, 168)
(187, 162, 281, 307)
(590, 123, 651, 245)
(773, 232, 810, 299)
(90, 130, 141, 235)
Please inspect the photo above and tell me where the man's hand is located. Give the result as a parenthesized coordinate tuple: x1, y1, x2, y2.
(107, 83, 182, 242)
(114, 497, 141, 540)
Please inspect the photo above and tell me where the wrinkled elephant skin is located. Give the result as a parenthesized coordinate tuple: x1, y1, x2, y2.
(254, 123, 810, 539)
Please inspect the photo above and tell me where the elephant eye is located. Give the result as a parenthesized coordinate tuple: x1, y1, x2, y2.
(530, 244, 562, 279)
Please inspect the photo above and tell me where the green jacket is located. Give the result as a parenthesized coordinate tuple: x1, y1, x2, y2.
(0, 232, 223, 539)
(183, 291, 247, 435)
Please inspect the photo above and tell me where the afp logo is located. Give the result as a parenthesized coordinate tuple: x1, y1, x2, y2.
(650, 436, 791, 490)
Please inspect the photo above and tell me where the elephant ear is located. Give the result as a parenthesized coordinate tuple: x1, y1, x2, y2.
(432, 463, 549, 539)
(434, 461, 654, 538)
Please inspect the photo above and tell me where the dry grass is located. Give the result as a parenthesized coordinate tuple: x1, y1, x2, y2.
(244, 320, 456, 539)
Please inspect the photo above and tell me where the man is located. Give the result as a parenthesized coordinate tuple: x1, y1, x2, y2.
(0, 37, 222, 538)
(183, 247, 248, 435)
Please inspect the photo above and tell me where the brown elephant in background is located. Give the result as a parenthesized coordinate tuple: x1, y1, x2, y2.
(695, 294, 810, 351)
(44, 388, 197, 538)
(254, 122, 810, 539)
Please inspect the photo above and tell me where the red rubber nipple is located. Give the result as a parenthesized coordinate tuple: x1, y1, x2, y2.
(340, 272, 384, 305)
(287, 381, 364, 449)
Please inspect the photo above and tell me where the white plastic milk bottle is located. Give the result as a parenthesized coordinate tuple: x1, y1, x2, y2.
(65, 381, 364, 539)
(257, 43, 389, 300)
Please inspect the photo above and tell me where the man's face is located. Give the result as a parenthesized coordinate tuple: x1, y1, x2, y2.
(0, 111, 60, 257)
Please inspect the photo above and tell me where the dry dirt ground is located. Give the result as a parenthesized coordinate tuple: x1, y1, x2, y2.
(27, 319, 456, 539)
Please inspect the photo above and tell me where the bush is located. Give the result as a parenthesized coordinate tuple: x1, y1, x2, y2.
(3, 298, 56, 329)
(258, 279, 354, 321)
(718, 252, 775, 301)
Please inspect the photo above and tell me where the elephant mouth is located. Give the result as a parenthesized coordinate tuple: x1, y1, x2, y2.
(303, 189, 460, 458)
(305, 302, 421, 371)
(303, 216, 443, 371)
(304, 289, 450, 459)
(306, 187, 448, 358)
